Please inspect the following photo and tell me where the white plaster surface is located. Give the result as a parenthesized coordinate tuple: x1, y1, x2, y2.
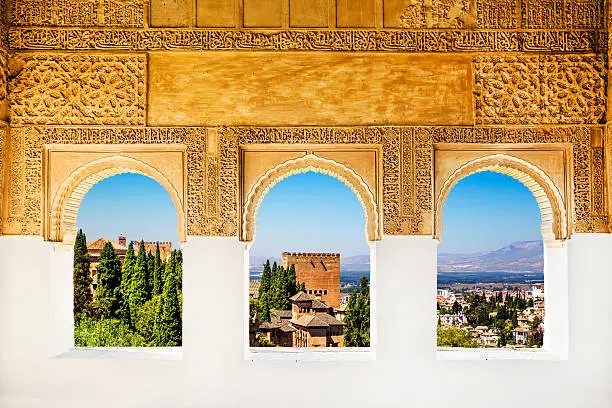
(0, 234, 611, 407)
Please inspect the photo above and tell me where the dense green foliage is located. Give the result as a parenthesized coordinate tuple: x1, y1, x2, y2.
(129, 240, 150, 319)
(153, 243, 163, 296)
(73, 236, 182, 347)
(75, 317, 146, 347)
(154, 250, 182, 346)
(94, 242, 122, 318)
(73, 230, 92, 322)
(437, 326, 478, 348)
(256, 260, 304, 322)
(344, 276, 370, 347)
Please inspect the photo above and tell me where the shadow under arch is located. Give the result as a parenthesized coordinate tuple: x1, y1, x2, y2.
(48, 155, 186, 244)
(242, 154, 380, 242)
(435, 154, 568, 246)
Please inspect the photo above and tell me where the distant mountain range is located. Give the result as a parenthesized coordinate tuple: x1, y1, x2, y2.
(438, 241, 543, 273)
(250, 241, 543, 273)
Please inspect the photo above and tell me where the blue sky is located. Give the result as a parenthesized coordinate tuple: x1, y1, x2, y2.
(77, 173, 179, 246)
(77, 170, 541, 256)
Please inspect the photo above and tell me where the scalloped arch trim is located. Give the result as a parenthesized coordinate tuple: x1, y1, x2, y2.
(242, 154, 380, 242)
(48, 155, 186, 244)
(435, 154, 568, 245)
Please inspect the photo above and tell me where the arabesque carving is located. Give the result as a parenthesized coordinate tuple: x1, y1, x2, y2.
(522, 0, 604, 29)
(11, 0, 144, 27)
(4, 127, 210, 238)
(8, 28, 605, 54)
(2, 126, 608, 238)
(400, 0, 477, 29)
(242, 154, 380, 242)
(474, 55, 606, 125)
(435, 154, 568, 244)
(9, 54, 146, 126)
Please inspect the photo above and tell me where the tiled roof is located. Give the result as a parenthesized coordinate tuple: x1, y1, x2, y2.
(271, 309, 292, 319)
(289, 291, 312, 302)
(311, 299, 331, 309)
(291, 313, 344, 328)
(87, 237, 127, 251)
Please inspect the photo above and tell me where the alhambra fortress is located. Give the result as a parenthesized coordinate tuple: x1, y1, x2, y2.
(0, 0, 611, 407)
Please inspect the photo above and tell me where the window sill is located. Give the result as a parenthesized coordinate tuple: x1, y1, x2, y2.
(246, 347, 375, 362)
(436, 347, 565, 361)
(55, 347, 183, 360)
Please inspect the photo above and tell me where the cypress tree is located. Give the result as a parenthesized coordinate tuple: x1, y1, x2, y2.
(130, 240, 149, 318)
(120, 242, 136, 325)
(154, 252, 175, 345)
(73, 229, 92, 322)
(153, 243, 163, 296)
(95, 241, 122, 318)
(286, 264, 297, 296)
(175, 249, 183, 291)
(147, 249, 155, 296)
(260, 260, 272, 294)
(343, 291, 359, 346)
(258, 292, 271, 323)
(344, 276, 370, 347)
(357, 276, 370, 346)
(159, 250, 182, 346)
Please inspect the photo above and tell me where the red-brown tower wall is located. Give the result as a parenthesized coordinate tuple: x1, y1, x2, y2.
(282, 252, 340, 308)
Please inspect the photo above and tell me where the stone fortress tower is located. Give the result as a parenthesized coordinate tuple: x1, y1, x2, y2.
(281, 252, 340, 309)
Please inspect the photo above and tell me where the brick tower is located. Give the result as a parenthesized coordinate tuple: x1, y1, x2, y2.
(281, 252, 340, 309)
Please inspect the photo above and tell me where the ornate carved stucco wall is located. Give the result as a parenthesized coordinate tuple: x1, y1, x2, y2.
(1, 0, 610, 239)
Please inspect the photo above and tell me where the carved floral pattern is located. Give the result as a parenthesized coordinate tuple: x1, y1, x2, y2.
(474, 55, 606, 125)
(400, 0, 476, 29)
(9, 54, 146, 125)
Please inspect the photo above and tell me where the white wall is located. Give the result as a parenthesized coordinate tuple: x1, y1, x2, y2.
(1, 234, 611, 408)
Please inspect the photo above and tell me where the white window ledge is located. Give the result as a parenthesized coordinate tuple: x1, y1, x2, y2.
(437, 347, 565, 361)
(55, 347, 183, 360)
(246, 347, 375, 362)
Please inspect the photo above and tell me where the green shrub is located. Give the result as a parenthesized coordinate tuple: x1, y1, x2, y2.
(74, 317, 146, 347)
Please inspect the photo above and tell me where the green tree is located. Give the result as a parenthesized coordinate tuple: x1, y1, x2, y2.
(147, 250, 155, 295)
(135, 295, 161, 344)
(451, 300, 461, 314)
(94, 241, 123, 318)
(157, 250, 182, 346)
(437, 326, 478, 348)
(153, 243, 163, 296)
(74, 317, 146, 347)
(129, 241, 149, 321)
(73, 229, 92, 322)
(175, 249, 183, 291)
(343, 276, 370, 347)
(258, 292, 271, 323)
(120, 242, 136, 325)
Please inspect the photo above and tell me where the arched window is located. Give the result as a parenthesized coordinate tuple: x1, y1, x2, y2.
(248, 172, 371, 350)
(73, 173, 182, 348)
(437, 171, 545, 349)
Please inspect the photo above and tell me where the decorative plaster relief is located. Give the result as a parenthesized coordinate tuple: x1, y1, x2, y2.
(11, 0, 144, 27)
(4, 127, 209, 238)
(9, 28, 605, 54)
(400, 0, 477, 29)
(474, 55, 606, 125)
(2, 126, 607, 238)
(9, 54, 146, 126)
(522, 0, 604, 29)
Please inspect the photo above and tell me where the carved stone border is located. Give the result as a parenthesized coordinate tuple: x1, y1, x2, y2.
(9, 28, 606, 54)
(2, 125, 607, 238)
(3, 126, 210, 237)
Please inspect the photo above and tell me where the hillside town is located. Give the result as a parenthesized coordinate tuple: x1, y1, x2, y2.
(437, 284, 544, 348)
